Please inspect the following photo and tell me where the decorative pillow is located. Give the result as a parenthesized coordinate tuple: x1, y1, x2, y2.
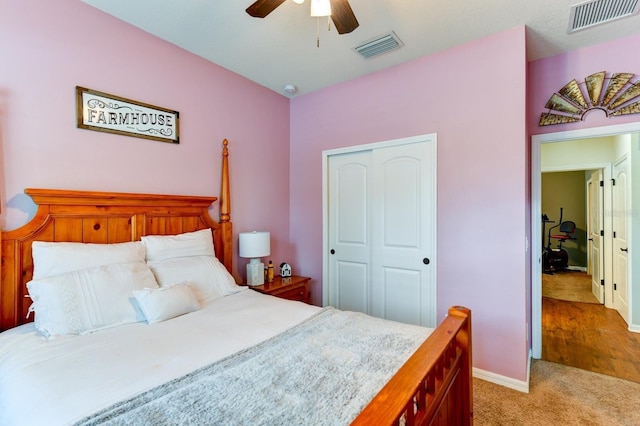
(148, 255, 242, 303)
(31, 241, 146, 280)
(141, 229, 215, 262)
(133, 283, 200, 324)
(26, 262, 159, 338)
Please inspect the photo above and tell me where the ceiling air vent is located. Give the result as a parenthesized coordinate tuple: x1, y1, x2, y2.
(568, 0, 640, 33)
(354, 31, 404, 59)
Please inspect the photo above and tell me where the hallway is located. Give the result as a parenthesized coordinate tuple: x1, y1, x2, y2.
(541, 296, 640, 383)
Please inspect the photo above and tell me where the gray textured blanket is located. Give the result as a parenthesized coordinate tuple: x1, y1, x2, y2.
(76, 307, 431, 426)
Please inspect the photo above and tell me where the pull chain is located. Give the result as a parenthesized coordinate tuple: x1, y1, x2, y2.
(316, 16, 332, 48)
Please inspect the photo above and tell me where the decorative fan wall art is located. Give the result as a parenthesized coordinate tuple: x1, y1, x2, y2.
(539, 72, 640, 126)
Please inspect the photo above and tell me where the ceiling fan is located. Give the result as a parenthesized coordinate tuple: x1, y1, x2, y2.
(246, 0, 359, 34)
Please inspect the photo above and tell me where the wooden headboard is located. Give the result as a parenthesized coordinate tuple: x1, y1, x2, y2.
(0, 140, 233, 332)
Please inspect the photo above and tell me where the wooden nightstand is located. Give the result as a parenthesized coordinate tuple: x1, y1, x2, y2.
(250, 275, 310, 304)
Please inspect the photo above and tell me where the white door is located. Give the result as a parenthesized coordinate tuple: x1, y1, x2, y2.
(370, 142, 436, 327)
(326, 136, 437, 327)
(612, 156, 629, 324)
(587, 169, 604, 303)
(327, 150, 372, 314)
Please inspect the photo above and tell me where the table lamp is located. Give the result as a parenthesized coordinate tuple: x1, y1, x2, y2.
(239, 231, 270, 286)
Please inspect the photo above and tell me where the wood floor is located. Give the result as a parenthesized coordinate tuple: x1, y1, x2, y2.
(542, 270, 599, 303)
(542, 296, 640, 383)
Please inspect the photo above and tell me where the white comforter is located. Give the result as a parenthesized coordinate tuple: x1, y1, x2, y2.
(0, 289, 320, 426)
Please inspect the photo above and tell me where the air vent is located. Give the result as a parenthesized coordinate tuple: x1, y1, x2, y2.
(354, 31, 404, 59)
(568, 0, 640, 33)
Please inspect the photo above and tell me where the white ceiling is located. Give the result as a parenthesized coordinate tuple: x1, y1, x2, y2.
(81, 0, 640, 97)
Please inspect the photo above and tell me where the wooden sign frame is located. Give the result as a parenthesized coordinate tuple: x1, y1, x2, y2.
(76, 86, 180, 144)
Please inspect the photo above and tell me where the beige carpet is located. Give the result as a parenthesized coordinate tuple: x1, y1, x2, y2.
(474, 360, 640, 425)
(542, 270, 599, 304)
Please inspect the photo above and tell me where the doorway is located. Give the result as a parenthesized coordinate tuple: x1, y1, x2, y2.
(532, 122, 640, 360)
(542, 168, 604, 304)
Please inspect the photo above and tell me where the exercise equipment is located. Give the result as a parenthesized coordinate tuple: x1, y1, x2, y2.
(542, 208, 576, 274)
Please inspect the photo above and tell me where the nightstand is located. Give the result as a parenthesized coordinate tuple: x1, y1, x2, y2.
(250, 275, 310, 304)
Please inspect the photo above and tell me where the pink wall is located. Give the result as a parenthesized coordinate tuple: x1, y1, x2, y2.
(290, 27, 530, 380)
(528, 32, 640, 134)
(0, 0, 292, 281)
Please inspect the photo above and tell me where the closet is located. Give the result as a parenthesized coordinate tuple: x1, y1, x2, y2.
(324, 134, 437, 327)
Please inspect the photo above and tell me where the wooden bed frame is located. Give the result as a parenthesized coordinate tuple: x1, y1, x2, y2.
(0, 139, 473, 425)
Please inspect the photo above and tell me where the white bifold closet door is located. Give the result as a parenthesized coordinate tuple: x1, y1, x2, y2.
(326, 136, 437, 327)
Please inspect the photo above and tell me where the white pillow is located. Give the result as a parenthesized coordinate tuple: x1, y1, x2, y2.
(26, 262, 159, 337)
(148, 255, 242, 303)
(141, 229, 215, 262)
(31, 241, 146, 280)
(133, 283, 200, 324)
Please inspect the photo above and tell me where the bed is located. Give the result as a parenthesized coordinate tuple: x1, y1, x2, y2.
(0, 140, 473, 425)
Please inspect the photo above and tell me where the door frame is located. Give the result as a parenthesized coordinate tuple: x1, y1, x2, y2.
(531, 122, 640, 359)
(321, 133, 438, 312)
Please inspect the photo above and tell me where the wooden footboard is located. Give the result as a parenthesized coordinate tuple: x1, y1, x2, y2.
(352, 306, 472, 426)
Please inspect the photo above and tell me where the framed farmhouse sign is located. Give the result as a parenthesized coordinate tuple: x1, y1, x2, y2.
(76, 86, 179, 144)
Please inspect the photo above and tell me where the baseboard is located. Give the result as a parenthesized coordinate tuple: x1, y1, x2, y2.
(473, 356, 530, 394)
(566, 265, 587, 272)
(629, 324, 640, 333)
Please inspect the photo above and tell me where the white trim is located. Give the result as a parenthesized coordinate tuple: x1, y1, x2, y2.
(321, 150, 329, 307)
(630, 324, 640, 333)
(543, 163, 610, 173)
(534, 122, 640, 142)
(531, 122, 640, 359)
(473, 362, 530, 394)
(566, 266, 587, 272)
(322, 134, 432, 157)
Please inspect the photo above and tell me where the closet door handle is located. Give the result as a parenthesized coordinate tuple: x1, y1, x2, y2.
(423, 258, 430, 265)
(621, 248, 628, 252)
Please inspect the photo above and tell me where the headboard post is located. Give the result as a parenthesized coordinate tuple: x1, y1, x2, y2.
(220, 139, 231, 224)
(218, 139, 233, 275)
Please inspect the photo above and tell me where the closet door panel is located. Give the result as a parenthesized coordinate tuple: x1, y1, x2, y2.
(336, 260, 368, 313)
(371, 140, 436, 327)
(327, 151, 372, 312)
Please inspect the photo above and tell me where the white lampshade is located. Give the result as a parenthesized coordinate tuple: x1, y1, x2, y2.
(239, 231, 271, 286)
(310, 0, 331, 17)
(239, 231, 270, 258)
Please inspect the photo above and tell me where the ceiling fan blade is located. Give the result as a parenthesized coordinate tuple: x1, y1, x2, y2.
(246, 0, 287, 18)
(330, 0, 359, 34)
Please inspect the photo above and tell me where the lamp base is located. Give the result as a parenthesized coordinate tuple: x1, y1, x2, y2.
(246, 258, 264, 286)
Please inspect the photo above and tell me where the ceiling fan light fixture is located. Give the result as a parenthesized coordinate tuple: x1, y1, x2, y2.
(310, 0, 331, 17)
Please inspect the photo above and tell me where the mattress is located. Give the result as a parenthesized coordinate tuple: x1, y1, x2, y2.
(0, 289, 320, 426)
